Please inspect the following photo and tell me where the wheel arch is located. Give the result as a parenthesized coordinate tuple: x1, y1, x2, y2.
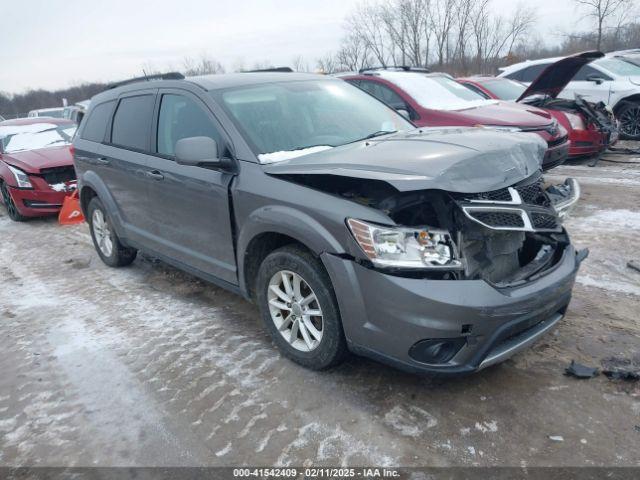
(236, 206, 345, 300)
(79, 171, 125, 238)
(613, 94, 640, 115)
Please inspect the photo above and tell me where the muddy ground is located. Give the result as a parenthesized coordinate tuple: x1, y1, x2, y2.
(0, 148, 639, 468)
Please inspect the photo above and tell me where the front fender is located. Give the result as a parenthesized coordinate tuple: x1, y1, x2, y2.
(236, 204, 346, 297)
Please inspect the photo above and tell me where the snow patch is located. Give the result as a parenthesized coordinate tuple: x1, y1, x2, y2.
(258, 145, 333, 164)
(577, 275, 640, 297)
(474, 420, 498, 433)
(573, 209, 640, 231)
(215, 442, 232, 457)
(383, 404, 437, 437)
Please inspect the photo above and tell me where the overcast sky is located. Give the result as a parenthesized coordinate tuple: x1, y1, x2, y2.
(1, 0, 587, 94)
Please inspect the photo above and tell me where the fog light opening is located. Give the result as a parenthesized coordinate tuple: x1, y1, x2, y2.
(409, 338, 466, 364)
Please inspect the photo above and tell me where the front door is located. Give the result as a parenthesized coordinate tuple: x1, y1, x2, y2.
(144, 89, 237, 284)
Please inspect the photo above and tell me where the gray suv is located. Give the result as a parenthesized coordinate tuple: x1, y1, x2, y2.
(73, 71, 586, 375)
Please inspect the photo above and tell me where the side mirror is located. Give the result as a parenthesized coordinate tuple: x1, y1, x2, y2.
(175, 136, 232, 169)
(396, 108, 410, 120)
(586, 74, 605, 85)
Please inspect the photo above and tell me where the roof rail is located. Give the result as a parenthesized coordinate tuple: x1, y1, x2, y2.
(107, 72, 185, 90)
(243, 67, 294, 73)
(359, 65, 431, 74)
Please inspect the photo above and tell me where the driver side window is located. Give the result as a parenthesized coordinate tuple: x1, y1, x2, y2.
(157, 94, 222, 157)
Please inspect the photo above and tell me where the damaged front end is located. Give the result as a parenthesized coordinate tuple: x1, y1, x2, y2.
(294, 171, 580, 286)
(525, 95, 619, 149)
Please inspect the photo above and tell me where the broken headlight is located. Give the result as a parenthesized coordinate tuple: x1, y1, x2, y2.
(564, 113, 585, 130)
(7, 164, 33, 189)
(347, 218, 462, 269)
(549, 178, 580, 221)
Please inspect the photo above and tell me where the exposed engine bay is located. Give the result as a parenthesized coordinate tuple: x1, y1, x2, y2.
(523, 94, 617, 140)
(279, 172, 579, 285)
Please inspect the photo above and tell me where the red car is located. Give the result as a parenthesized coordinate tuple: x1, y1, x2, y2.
(0, 118, 77, 221)
(457, 51, 618, 159)
(339, 68, 570, 170)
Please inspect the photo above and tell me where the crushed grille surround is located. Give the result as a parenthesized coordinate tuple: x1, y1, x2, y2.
(457, 181, 561, 232)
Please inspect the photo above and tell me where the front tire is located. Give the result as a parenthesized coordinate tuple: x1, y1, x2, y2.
(0, 181, 27, 222)
(88, 197, 137, 267)
(616, 101, 640, 140)
(256, 245, 348, 370)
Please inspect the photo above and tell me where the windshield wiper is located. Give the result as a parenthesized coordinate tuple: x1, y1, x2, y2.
(364, 130, 397, 140)
(347, 130, 397, 145)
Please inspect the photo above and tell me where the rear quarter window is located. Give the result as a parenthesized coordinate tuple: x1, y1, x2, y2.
(111, 95, 155, 151)
(80, 101, 115, 143)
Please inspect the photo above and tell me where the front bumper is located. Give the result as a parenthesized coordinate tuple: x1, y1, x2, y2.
(568, 129, 614, 158)
(542, 138, 570, 170)
(7, 184, 67, 217)
(322, 244, 584, 375)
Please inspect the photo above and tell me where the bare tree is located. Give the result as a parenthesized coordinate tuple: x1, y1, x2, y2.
(335, 33, 372, 71)
(346, 2, 392, 66)
(183, 55, 225, 76)
(316, 54, 338, 74)
(291, 55, 309, 72)
(573, 0, 632, 50)
(431, 0, 458, 66)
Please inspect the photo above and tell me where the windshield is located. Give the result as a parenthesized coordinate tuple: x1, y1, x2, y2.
(595, 58, 640, 76)
(482, 79, 527, 100)
(212, 80, 413, 163)
(0, 123, 77, 153)
(386, 73, 496, 110)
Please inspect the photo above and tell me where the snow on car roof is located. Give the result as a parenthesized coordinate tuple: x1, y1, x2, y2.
(0, 122, 59, 137)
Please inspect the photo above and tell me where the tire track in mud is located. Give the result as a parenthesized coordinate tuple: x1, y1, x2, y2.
(0, 217, 401, 466)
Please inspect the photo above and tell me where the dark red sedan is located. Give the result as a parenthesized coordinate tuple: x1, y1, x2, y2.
(339, 69, 570, 170)
(457, 52, 618, 160)
(0, 118, 77, 221)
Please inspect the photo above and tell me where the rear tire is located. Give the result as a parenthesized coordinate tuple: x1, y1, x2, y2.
(0, 181, 27, 222)
(88, 197, 137, 267)
(256, 245, 348, 370)
(616, 101, 640, 140)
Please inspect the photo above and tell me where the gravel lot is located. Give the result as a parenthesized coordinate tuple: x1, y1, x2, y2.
(1, 149, 639, 468)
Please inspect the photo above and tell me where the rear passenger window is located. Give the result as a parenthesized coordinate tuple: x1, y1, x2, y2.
(511, 64, 551, 82)
(111, 95, 155, 151)
(157, 94, 221, 156)
(81, 101, 115, 143)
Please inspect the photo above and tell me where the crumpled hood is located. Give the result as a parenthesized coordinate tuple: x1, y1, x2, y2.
(263, 127, 545, 193)
(1, 145, 74, 174)
(517, 51, 604, 101)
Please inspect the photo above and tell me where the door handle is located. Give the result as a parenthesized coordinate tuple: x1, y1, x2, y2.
(145, 170, 164, 181)
(95, 157, 110, 165)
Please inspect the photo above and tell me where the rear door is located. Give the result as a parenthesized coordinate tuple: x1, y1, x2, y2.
(145, 88, 237, 284)
(100, 90, 158, 243)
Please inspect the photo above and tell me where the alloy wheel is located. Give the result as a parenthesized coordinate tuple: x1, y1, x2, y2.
(619, 105, 640, 138)
(267, 270, 323, 352)
(92, 209, 114, 257)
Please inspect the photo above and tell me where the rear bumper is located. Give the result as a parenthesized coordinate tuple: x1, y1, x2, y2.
(321, 244, 585, 376)
(6, 185, 66, 217)
(542, 139, 570, 170)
